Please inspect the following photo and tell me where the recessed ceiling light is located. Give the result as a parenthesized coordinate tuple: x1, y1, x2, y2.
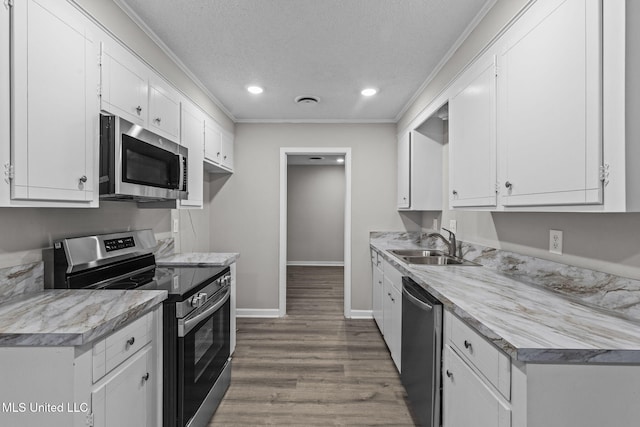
(361, 88, 377, 97)
(247, 86, 263, 94)
(337, 158, 345, 163)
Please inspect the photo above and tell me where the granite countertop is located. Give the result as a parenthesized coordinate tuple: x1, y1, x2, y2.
(370, 239, 640, 364)
(0, 289, 167, 346)
(156, 252, 239, 267)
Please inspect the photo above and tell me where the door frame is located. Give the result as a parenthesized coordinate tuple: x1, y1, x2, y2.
(279, 147, 352, 318)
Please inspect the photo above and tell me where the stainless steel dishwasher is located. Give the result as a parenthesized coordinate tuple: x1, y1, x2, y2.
(401, 277, 443, 427)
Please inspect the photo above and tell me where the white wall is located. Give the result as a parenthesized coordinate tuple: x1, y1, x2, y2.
(287, 165, 345, 264)
(208, 123, 407, 311)
(401, 0, 640, 282)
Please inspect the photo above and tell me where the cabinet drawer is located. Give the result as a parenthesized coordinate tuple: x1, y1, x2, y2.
(445, 310, 511, 400)
(93, 311, 153, 382)
(382, 258, 402, 291)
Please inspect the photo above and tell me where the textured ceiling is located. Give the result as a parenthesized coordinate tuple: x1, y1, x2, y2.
(118, 0, 491, 122)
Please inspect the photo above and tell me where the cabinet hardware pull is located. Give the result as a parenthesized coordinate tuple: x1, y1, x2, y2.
(79, 176, 87, 183)
(452, 190, 458, 196)
(154, 117, 162, 123)
(505, 181, 513, 189)
(464, 340, 472, 350)
(142, 372, 150, 382)
(127, 337, 135, 346)
(135, 106, 142, 114)
(446, 370, 453, 378)
(217, 152, 221, 157)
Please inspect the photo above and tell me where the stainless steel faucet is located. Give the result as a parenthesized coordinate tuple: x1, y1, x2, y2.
(425, 228, 457, 258)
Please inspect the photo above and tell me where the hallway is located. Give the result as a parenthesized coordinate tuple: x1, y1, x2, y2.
(208, 266, 415, 426)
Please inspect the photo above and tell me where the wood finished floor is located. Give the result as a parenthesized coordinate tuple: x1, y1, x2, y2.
(208, 266, 416, 426)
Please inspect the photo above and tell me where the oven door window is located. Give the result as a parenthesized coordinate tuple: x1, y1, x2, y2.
(122, 134, 179, 189)
(179, 296, 230, 425)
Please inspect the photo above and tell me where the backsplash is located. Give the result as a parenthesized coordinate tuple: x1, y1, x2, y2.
(0, 262, 43, 301)
(370, 231, 640, 321)
(0, 234, 175, 302)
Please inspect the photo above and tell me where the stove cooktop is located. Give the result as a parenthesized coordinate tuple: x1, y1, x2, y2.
(138, 265, 229, 301)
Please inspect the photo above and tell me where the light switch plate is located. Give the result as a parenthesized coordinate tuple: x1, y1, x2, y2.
(432, 219, 438, 230)
(448, 220, 457, 233)
(173, 218, 179, 233)
(549, 229, 563, 255)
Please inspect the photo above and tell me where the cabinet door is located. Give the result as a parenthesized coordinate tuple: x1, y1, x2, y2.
(372, 263, 384, 334)
(179, 101, 204, 208)
(221, 131, 234, 170)
(449, 54, 497, 208)
(389, 284, 402, 372)
(498, 0, 602, 207)
(383, 277, 394, 351)
(101, 41, 148, 127)
(204, 118, 222, 163)
(11, 0, 98, 203)
(442, 345, 510, 427)
(397, 132, 410, 208)
(148, 75, 181, 141)
(92, 346, 155, 427)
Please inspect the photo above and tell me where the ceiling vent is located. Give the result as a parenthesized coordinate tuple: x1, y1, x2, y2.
(295, 96, 320, 105)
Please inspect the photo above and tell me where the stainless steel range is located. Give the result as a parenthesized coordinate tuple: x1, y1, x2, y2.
(44, 229, 231, 427)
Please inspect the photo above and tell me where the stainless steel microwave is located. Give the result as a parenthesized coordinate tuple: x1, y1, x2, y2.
(99, 115, 188, 201)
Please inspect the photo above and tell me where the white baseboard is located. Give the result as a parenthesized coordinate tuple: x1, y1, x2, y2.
(236, 308, 281, 318)
(349, 310, 373, 319)
(286, 261, 345, 267)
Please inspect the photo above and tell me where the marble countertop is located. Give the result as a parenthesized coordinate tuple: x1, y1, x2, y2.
(156, 252, 239, 267)
(371, 239, 640, 364)
(0, 289, 167, 346)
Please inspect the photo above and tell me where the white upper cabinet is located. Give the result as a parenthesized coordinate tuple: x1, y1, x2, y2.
(204, 116, 234, 173)
(498, 0, 602, 207)
(100, 40, 148, 127)
(449, 54, 497, 208)
(8, 0, 98, 206)
(397, 132, 411, 208)
(179, 99, 205, 209)
(148, 74, 181, 142)
(398, 123, 443, 211)
(1, 0, 9, 193)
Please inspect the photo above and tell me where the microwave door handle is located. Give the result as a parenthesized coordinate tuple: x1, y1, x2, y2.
(178, 287, 230, 337)
(178, 154, 186, 191)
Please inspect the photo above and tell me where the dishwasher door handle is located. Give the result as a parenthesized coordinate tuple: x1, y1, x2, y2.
(403, 284, 433, 312)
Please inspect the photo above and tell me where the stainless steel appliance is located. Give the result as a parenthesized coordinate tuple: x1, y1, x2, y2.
(401, 277, 443, 427)
(44, 230, 231, 427)
(99, 114, 188, 201)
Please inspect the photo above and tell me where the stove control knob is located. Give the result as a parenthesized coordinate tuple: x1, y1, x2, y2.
(198, 292, 208, 303)
(190, 294, 202, 308)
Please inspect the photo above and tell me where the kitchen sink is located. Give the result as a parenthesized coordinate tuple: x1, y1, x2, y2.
(388, 249, 481, 266)
(389, 249, 446, 257)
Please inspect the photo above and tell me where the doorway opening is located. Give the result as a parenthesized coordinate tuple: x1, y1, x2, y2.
(279, 148, 352, 318)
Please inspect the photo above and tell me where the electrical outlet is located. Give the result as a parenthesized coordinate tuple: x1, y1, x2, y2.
(432, 219, 438, 230)
(173, 218, 179, 233)
(549, 229, 563, 255)
(448, 220, 457, 233)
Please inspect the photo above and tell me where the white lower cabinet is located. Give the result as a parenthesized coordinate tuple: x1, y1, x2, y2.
(371, 254, 402, 372)
(443, 309, 640, 427)
(371, 251, 384, 333)
(0, 307, 162, 427)
(443, 345, 511, 427)
(92, 346, 154, 427)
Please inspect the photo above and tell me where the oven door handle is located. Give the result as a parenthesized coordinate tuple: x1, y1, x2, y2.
(178, 287, 230, 337)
